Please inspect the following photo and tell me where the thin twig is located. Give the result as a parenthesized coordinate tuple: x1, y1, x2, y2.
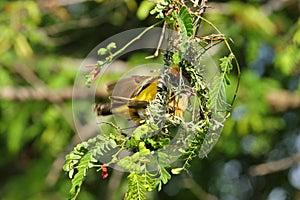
(194, 0, 208, 36)
(107, 21, 163, 61)
(146, 22, 167, 59)
(97, 121, 123, 135)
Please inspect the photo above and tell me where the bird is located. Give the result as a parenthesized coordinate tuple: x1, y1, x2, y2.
(94, 66, 190, 123)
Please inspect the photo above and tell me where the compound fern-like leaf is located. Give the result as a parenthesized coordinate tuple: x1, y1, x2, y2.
(176, 6, 193, 37)
(125, 172, 147, 200)
(69, 151, 94, 200)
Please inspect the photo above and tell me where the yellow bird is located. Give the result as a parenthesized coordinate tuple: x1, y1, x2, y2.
(94, 66, 189, 123)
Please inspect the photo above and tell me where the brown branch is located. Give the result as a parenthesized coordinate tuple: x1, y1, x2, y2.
(43, 15, 106, 35)
(248, 153, 300, 176)
(208, 0, 296, 16)
(8, 64, 107, 186)
(262, 0, 295, 15)
(194, 0, 209, 36)
(266, 90, 300, 112)
(0, 86, 106, 102)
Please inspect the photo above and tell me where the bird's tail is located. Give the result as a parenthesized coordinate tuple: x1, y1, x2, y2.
(94, 103, 112, 116)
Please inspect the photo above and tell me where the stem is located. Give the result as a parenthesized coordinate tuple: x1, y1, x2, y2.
(146, 22, 167, 59)
(108, 21, 163, 61)
(194, 0, 209, 36)
(97, 121, 123, 134)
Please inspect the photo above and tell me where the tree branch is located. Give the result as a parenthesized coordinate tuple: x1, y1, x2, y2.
(248, 153, 300, 176)
(194, 0, 209, 36)
(266, 90, 300, 112)
(262, 0, 295, 15)
(0, 86, 106, 102)
(208, 0, 296, 16)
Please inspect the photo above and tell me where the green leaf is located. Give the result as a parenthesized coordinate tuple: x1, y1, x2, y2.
(63, 143, 89, 174)
(159, 167, 171, 184)
(64, 135, 117, 199)
(118, 153, 141, 172)
(274, 45, 300, 75)
(219, 54, 234, 85)
(97, 60, 105, 66)
(172, 53, 181, 65)
(125, 171, 160, 199)
(125, 172, 147, 200)
(69, 152, 93, 200)
(176, 6, 194, 37)
(97, 48, 108, 55)
(86, 134, 117, 160)
(85, 74, 93, 88)
(209, 76, 227, 113)
(157, 152, 171, 166)
(137, 1, 155, 20)
(171, 167, 184, 174)
(14, 34, 33, 57)
(149, 0, 168, 19)
(133, 123, 158, 140)
(207, 54, 234, 115)
(139, 142, 150, 156)
(107, 42, 117, 50)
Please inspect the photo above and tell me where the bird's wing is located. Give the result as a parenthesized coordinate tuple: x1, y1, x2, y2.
(106, 75, 152, 97)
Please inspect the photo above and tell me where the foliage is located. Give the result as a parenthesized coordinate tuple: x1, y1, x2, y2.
(0, 0, 299, 200)
(64, 1, 239, 199)
(63, 134, 118, 199)
(176, 6, 194, 37)
(274, 19, 300, 75)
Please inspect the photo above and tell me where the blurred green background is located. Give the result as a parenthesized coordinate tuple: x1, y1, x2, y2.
(0, 0, 299, 199)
